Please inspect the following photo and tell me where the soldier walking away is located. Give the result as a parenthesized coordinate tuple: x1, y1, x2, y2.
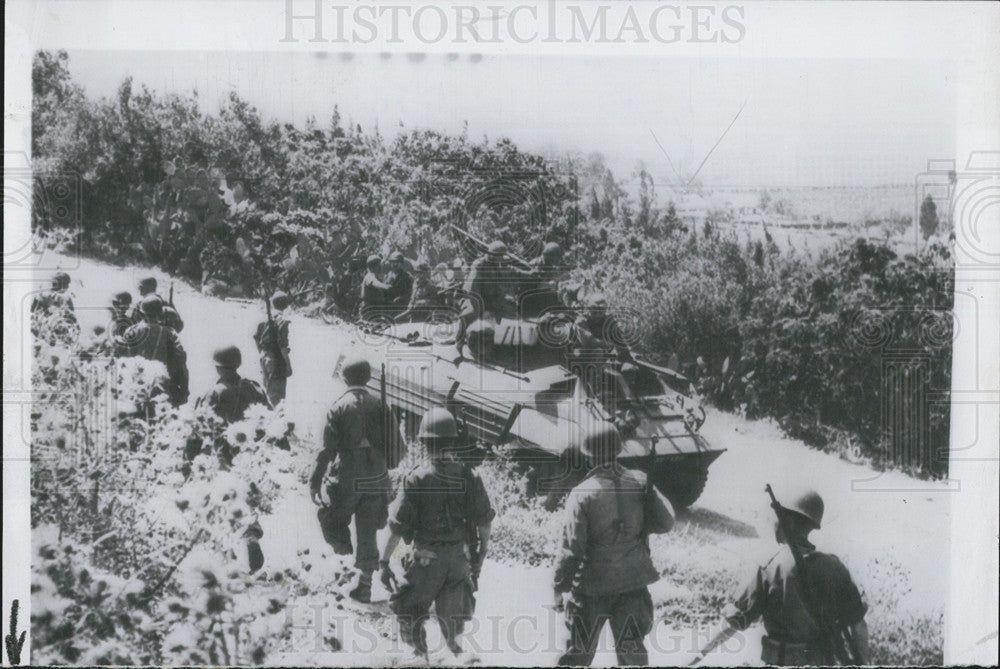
(310, 353, 401, 603)
(379, 408, 495, 664)
(31, 271, 79, 344)
(553, 421, 676, 667)
(129, 276, 184, 332)
(195, 346, 270, 424)
(689, 487, 870, 666)
(118, 295, 190, 406)
(194, 345, 271, 573)
(254, 291, 292, 406)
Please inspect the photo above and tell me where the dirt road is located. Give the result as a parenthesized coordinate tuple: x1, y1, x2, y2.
(53, 254, 951, 665)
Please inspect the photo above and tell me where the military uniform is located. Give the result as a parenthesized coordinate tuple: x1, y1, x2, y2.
(554, 463, 675, 666)
(359, 269, 391, 320)
(196, 375, 269, 423)
(129, 279, 183, 332)
(723, 544, 867, 666)
(387, 457, 495, 656)
(118, 303, 189, 406)
(31, 273, 79, 345)
(311, 383, 398, 574)
(385, 254, 414, 308)
(254, 306, 291, 405)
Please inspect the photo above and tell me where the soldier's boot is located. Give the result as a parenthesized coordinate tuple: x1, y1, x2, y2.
(349, 571, 373, 603)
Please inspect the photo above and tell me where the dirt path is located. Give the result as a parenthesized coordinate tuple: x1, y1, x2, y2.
(54, 255, 951, 665)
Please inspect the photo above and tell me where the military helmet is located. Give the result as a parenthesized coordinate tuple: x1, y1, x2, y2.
(542, 241, 561, 258)
(341, 353, 372, 385)
(112, 291, 132, 307)
(213, 345, 242, 369)
(414, 259, 430, 272)
(139, 294, 164, 316)
(779, 487, 824, 530)
(139, 276, 158, 293)
(271, 291, 291, 310)
(487, 240, 507, 257)
(52, 271, 71, 288)
(366, 254, 382, 270)
(417, 407, 459, 440)
(388, 251, 404, 263)
(580, 421, 622, 463)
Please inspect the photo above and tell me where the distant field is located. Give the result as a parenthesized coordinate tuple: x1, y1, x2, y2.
(663, 184, 922, 252)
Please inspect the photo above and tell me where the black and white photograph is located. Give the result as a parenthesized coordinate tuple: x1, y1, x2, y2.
(4, 1, 999, 666)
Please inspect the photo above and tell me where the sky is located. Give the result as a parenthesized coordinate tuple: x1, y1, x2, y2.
(62, 50, 957, 188)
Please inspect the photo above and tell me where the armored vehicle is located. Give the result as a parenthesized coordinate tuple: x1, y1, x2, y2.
(359, 314, 725, 508)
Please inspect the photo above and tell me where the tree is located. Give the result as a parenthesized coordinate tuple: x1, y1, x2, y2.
(919, 194, 939, 240)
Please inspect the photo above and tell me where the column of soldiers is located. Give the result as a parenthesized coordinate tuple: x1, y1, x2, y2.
(37, 261, 870, 666)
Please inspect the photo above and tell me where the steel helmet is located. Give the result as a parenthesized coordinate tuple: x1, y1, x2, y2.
(366, 254, 382, 270)
(139, 294, 164, 316)
(52, 271, 71, 288)
(341, 353, 372, 385)
(388, 251, 404, 263)
(542, 241, 561, 258)
(213, 345, 242, 369)
(112, 291, 132, 308)
(417, 407, 459, 440)
(487, 240, 507, 257)
(580, 421, 622, 462)
(138, 276, 158, 293)
(271, 291, 291, 310)
(779, 487, 825, 530)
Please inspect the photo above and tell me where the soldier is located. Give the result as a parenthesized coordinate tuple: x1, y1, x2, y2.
(254, 291, 292, 406)
(571, 292, 632, 361)
(359, 255, 391, 321)
(310, 353, 400, 603)
(394, 260, 440, 323)
(31, 271, 75, 316)
(379, 408, 495, 663)
(195, 346, 270, 424)
(690, 488, 870, 666)
(129, 276, 184, 332)
(108, 291, 135, 343)
(454, 241, 530, 351)
(384, 251, 414, 309)
(31, 271, 79, 344)
(519, 241, 565, 317)
(553, 421, 676, 667)
(118, 295, 189, 406)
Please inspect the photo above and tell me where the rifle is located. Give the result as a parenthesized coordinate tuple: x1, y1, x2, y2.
(168, 281, 175, 307)
(260, 284, 291, 376)
(765, 484, 861, 665)
(448, 223, 533, 271)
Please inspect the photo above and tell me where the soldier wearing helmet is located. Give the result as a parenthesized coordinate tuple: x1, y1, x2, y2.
(692, 487, 870, 666)
(454, 239, 533, 353)
(570, 290, 632, 361)
(359, 255, 392, 321)
(379, 407, 495, 663)
(254, 291, 293, 405)
(384, 251, 414, 312)
(519, 241, 567, 317)
(393, 259, 442, 323)
(553, 421, 675, 667)
(310, 352, 403, 603)
(129, 276, 184, 332)
(195, 346, 269, 424)
(117, 295, 189, 406)
(31, 271, 79, 344)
